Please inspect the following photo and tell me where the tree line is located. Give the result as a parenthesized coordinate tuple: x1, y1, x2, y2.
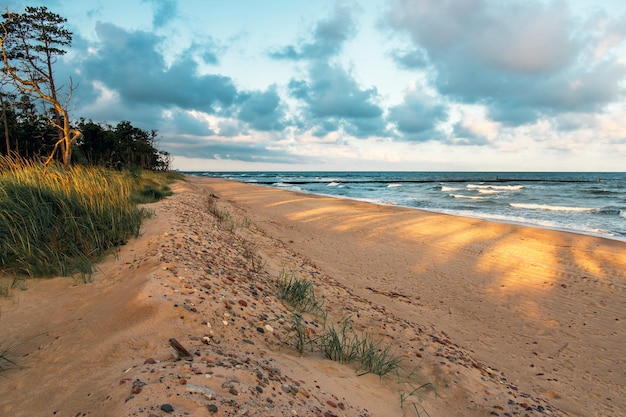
(0, 6, 171, 171)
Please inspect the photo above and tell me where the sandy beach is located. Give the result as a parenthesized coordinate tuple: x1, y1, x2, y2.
(1, 175, 624, 417)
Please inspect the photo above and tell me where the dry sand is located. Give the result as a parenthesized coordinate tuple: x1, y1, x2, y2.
(0, 175, 624, 417)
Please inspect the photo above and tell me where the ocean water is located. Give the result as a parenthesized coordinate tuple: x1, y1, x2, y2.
(188, 172, 626, 242)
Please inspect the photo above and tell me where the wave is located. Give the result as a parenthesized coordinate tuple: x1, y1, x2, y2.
(582, 188, 619, 195)
(620, 210, 626, 219)
(477, 189, 501, 195)
(451, 194, 488, 200)
(327, 182, 341, 187)
(467, 184, 524, 191)
(387, 183, 403, 188)
(441, 186, 461, 192)
(510, 203, 598, 213)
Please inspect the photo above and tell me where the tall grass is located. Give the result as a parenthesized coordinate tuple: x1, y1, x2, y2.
(0, 156, 148, 277)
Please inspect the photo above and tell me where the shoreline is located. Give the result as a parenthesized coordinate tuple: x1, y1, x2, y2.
(189, 172, 626, 244)
(0, 175, 624, 416)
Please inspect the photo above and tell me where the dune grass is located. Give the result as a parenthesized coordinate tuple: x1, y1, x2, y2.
(0, 156, 178, 278)
(278, 271, 402, 377)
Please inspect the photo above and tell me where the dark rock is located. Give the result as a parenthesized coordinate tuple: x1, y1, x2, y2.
(207, 404, 218, 413)
(160, 403, 174, 413)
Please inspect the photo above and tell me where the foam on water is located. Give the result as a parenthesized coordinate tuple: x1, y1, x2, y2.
(467, 184, 524, 191)
(451, 194, 489, 200)
(510, 203, 598, 213)
(441, 186, 461, 192)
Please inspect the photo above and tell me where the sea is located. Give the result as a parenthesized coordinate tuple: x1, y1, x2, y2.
(186, 171, 626, 242)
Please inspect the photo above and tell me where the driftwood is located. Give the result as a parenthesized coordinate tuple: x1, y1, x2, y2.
(169, 338, 193, 361)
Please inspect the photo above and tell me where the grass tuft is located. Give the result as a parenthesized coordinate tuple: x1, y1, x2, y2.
(277, 271, 402, 377)
(277, 269, 325, 315)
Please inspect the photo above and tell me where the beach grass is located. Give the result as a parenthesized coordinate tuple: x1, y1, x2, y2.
(0, 156, 177, 278)
(277, 269, 325, 315)
(278, 270, 402, 377)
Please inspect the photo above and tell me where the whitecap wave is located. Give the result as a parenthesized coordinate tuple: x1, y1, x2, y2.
(467, 184, 524, 191)
(510, 203, 598, 213)
(327, 182, 341, 187)
(388, 183, 403, 188)
(441, 186, 461, 192)
(451, 194, 488, 200)
(620, 210, 626, 219)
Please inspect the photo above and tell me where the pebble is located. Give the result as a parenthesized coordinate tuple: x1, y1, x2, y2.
(186, 384, 216, 399)
(160, 403, 174, 413)
(238, 299, 248, 307)
(207, 404, 218, 413)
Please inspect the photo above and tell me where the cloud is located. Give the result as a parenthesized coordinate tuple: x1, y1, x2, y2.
(388, 89, 447, 141)
(65, 22, 296, 164)
(162, 136, 307, 164)
(386, 0, 626, 125)
(287, 62, 386, 138)
(79, 23, 237, 114)
(269, 5, 357, 60)
(142, 0, 178, 29)
(390, 48, 429, 70)
(236, 86, 286, 131)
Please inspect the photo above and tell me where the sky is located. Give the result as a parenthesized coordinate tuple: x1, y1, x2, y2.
(4, 0, 626, 171)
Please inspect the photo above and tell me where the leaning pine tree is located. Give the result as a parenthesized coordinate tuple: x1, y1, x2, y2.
(0, 6, 81, 169)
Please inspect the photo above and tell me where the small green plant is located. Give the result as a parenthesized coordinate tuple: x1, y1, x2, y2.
(277, 270, 325, 315)
(400, 382, 435, 417)
(0, 333, 47, 372)
(356, 334, 402, 377)
(319, 317, 361, 363)
(285, 312, 318, 355)
(318, 317, 402, 377)
(0, 344, 18, 371)
(399, 366, 436, 417)
(242, 241, 266, 273)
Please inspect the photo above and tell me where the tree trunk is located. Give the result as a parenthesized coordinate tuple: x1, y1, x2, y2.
(0, 93, 9, 155)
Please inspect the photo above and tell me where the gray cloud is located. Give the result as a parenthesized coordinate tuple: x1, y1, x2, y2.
(269, 5, 357, 60)
(163, 138, 308, 164)
(288, 62, 386, 138)
(237, 86, 286, 131)
(80, 23, 237, 113)
(386, 0, 626, 125)
(388, 89, 447, 141)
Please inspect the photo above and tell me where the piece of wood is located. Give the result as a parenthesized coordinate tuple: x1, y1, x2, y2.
(169, 338, 192, 360)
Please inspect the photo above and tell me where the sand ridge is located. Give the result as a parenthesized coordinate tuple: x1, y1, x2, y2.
(0, 175, 623, 416)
